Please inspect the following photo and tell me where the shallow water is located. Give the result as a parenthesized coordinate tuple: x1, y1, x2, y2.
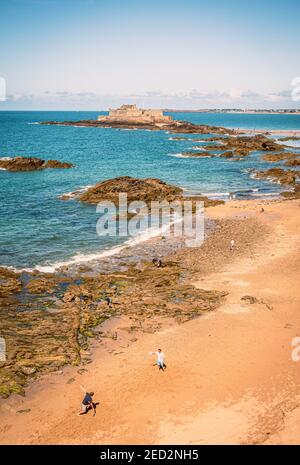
(0, 111, 299, 269)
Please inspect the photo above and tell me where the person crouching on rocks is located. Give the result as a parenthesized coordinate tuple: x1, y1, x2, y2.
(152, 258, 162, 268)
(77, 385, 96, 416)
(149, 348, 166, 371)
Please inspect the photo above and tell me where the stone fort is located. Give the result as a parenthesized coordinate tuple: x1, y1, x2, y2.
(98, 104, 173, 124)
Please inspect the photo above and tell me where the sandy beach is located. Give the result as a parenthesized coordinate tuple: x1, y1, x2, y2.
(0, 196, 299, 445)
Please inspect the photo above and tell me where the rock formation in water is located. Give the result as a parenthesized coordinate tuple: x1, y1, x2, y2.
(68, 176, 182, 204)
(284, 158, 300, 167)
(254, 168, 299, 185)
(60, 176, 224, 208)
(261, 152, 300, 162)
(202, 135, 285, 157)
(0, 156, 74, 171)
(40, 104, 235, 135)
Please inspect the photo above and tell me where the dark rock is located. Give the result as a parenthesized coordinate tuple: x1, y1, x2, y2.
(67, 176, 183, 205)
(254, 168, 299, 185)
(43, 159, 73, 169)
(219, 151, 234, 158)
(0, 156, 73, 172)
(241, 295, 259, 304)
(20, 366, 37, 375)
(262, 152, 300, 162)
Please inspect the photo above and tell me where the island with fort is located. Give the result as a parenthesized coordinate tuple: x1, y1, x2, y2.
(40, 103, 300, 137)
(40, 104, 233, 134)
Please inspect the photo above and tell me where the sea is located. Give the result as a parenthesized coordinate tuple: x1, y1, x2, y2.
(0, 110, 299, 271)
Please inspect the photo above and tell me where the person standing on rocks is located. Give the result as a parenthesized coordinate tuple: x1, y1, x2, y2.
(149, 349, 166, 371)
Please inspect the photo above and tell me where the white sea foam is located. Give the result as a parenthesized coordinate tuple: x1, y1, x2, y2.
(14, 218, 183, 274)
(203, 192, 231, 198)
(168, 153, 188, 158)
(280, 140, 300, 148)
(168, 152, 213, 159)
(250, 192, 280, 197)
(59, 185, 93, 199)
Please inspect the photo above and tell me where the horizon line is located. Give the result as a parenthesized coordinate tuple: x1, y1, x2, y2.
(1, 108, 300, 113)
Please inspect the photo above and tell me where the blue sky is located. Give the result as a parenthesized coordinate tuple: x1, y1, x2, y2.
(0, 0, 299, 109)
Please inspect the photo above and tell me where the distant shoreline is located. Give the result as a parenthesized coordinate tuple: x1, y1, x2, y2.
(164, 109, 300, 115)
(0, 109, 300, 115)
(237, 128, 300, 136)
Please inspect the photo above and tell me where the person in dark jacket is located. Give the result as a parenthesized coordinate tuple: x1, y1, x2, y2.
(77, 385, 96, 416)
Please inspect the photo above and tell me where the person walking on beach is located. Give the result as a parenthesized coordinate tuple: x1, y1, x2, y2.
(149, 348, 166, 371)
(230, 239, 235, 251)
(77, 385, 96, 416)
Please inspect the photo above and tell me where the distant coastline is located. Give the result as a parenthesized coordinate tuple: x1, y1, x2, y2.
(164, 109, 300, 114)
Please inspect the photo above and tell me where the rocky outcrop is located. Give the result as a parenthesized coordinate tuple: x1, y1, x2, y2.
(284, 158, 300, 167)
(202, 135, 285, 157)
(40, 118, 235, 135)
(262, 152, 300, 162)
(281, 184, 300, 199)
(60, 176, 224, 208)
(254, 168, 299, 185)
(0, 257, 226, 398)
(0, 157, 74, 172)
(0, 267, 22, 299)
(1, 213, 267, 398)
(219, 151, 234, 158)
(78, 177, 182, 204)
(43, 159, 74, 169)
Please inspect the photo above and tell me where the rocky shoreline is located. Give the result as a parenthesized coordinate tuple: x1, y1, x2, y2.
(1, 118, 300, 399)
(0, 191, 297, 398)
(0, 173, 224, 398)
(0, 221, 223, 398)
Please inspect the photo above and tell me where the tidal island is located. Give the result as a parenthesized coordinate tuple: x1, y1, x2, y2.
(40, 104, 233, 134)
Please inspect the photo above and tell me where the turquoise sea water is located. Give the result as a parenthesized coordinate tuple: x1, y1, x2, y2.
(0, 111, 299, 270)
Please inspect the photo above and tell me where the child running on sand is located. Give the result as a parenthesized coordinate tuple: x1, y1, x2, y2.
(149, 348, 166, 371)
(77, 385, 96, 416)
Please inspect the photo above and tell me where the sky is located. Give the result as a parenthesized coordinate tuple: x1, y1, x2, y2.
(0, 0, 300, 110)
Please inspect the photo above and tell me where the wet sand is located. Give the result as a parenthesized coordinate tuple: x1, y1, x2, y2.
(0, 198, 299, 444)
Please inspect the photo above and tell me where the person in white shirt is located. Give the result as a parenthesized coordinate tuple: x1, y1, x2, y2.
(230, 239, 235, 251)
(149, 348, 166, 371)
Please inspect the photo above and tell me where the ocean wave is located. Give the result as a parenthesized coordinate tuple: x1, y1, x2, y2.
(280, 140, 300, 148)
(203, 188, 281, 201)
(203, 192, 231, 197)
(168, 153, 188, 158)
(12, 218, 183, 274)
(59, 185, 93, 199)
